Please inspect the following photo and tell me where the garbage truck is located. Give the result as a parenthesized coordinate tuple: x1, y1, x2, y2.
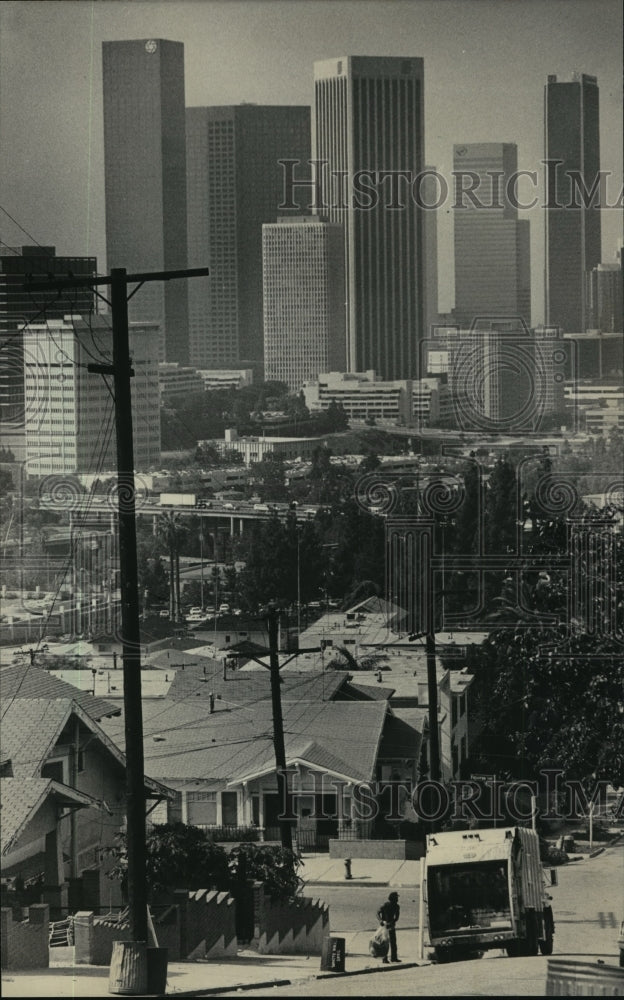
(422, 826, 555, 963)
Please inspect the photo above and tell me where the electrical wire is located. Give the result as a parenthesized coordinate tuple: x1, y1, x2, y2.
(0, 205, 47, 248)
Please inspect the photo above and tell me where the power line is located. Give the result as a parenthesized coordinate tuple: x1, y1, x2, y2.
(0, 205, 47, 249)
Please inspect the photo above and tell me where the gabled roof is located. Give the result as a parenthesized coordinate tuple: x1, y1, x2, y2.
(0, 698, 169, 799)
(102, 697, 391, 786)
(348, 596, 405, 617)
(338, 680, 396, 702)
(166, 665, 350, 706)
(0, 663, 120, 719)
(378, 712, 424, 761)
(1, 778, 98, 856)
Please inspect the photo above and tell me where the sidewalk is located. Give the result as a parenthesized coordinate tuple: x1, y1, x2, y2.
(299, 852, 422, 888)
(1, 933, 424, 997)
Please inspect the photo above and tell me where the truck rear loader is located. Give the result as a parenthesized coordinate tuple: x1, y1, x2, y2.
(423, 826, 555, 963)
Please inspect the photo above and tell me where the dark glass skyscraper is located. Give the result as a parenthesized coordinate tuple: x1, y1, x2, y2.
(185, 104, 311, 373)
(545, 73, 601, 332)
(453, 143, 531, 328)
(102, 39, 189, 362)
(314, 56, 425, 380)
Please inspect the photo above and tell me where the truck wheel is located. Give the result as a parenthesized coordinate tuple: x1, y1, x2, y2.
(434, 946, 452, 963)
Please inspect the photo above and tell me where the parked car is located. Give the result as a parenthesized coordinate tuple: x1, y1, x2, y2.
(219, 603, 231, 614)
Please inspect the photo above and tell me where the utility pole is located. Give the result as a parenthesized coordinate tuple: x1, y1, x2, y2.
(24, 266, 209, 948)
(267, 604, 294, 853)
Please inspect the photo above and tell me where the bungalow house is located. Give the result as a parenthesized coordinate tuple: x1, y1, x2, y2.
(0, 667, 168, 912)
(101, 688, 423, 851)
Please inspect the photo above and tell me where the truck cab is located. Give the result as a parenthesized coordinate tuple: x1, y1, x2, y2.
(423, 827, 555, 963)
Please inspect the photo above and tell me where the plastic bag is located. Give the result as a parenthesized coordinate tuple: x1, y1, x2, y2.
(369, 922, 390, 958)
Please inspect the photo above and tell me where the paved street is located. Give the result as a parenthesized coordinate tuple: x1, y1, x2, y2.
(218, 841, 624, 997)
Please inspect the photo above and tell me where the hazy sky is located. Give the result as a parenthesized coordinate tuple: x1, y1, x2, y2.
(1, 0, 622, 322)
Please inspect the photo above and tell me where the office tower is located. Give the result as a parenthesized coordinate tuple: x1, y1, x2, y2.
(23, 315, 160, 474)
(585, 263, 623, 332)
(545, 73, 601, 332)
(314, 56, 425, 380)
(102, 39, 189, 362)
(262, 217, 346, 390)
(186, 105, 311, 373)
(0, 246, 96, 424)
(422, 167, 440, 336)
(453, 143, 531, 327)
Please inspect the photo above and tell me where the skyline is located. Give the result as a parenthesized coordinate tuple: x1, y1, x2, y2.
(1, 0, 622, 327)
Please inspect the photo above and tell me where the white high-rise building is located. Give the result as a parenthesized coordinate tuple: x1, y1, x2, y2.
(262, 217, 346, 390)
(23, 315, 160, 475)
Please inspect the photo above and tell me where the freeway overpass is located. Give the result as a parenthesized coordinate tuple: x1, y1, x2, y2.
(38, 493, 323, 535)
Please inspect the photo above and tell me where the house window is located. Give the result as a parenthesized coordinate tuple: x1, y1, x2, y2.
(186, 790, 217, 825)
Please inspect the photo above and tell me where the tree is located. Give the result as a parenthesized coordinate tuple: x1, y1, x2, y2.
(157, 511, 187, 621)
(359, 451, 381, 473)
(251, 454, 286, 502)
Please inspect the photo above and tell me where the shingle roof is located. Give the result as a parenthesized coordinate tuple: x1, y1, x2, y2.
(166, 665, 349, 706)
(1, 699, 79, 778)
(1, 778, 97, 855)
(378, 712, 424, 761)
(0, 663, 120, 720)
(101, 698, 390, 786)
(0, 698, 169, 799)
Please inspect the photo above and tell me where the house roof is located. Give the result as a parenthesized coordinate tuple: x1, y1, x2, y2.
(166, 664, 350, 706)
(0, 663, 120, 719)
(377, 711, 424, 762)
(0, 698, 169, 799)
(101, 697, 391, 787)
(1, 778, 97, 856)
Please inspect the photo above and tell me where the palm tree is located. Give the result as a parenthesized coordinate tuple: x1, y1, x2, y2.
(157, 512, 186, 622)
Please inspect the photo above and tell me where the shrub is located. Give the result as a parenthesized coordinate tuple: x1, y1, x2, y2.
(227, 843, 304, 902)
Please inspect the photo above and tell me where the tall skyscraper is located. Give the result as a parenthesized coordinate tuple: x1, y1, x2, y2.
(23, 315, 160, 474)
(102, 39, 189, 362)
(262, 217, 346, 390)
(453, 143, 531, 327)
(0, 246, 96, 424)
(314, 56, 425, 380)
(186, 105, 311, 373)
(545, 73, 601, 332)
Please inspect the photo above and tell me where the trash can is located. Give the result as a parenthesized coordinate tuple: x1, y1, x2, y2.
(108, 940, 148, 995)
(562, 835, 575, 853)
(146, 946, 168, 995)
(320, 935, 346, 973)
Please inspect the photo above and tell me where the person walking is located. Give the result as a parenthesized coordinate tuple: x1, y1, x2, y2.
(377, 891, 401, 963)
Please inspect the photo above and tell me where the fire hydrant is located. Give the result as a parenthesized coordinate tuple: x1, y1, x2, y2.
(344, 858, 352, 880)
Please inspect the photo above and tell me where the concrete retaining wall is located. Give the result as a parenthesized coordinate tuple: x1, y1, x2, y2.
(73, 889, 237, 964)
(253, 884, 329, 955)
(1, 904, 49, 969)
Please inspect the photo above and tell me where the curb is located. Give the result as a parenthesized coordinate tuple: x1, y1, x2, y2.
(166, 961, 429, 996)
(307, 880, 389, 888)
(316, 960, 425, 980)
(167, 979, 294, 997)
